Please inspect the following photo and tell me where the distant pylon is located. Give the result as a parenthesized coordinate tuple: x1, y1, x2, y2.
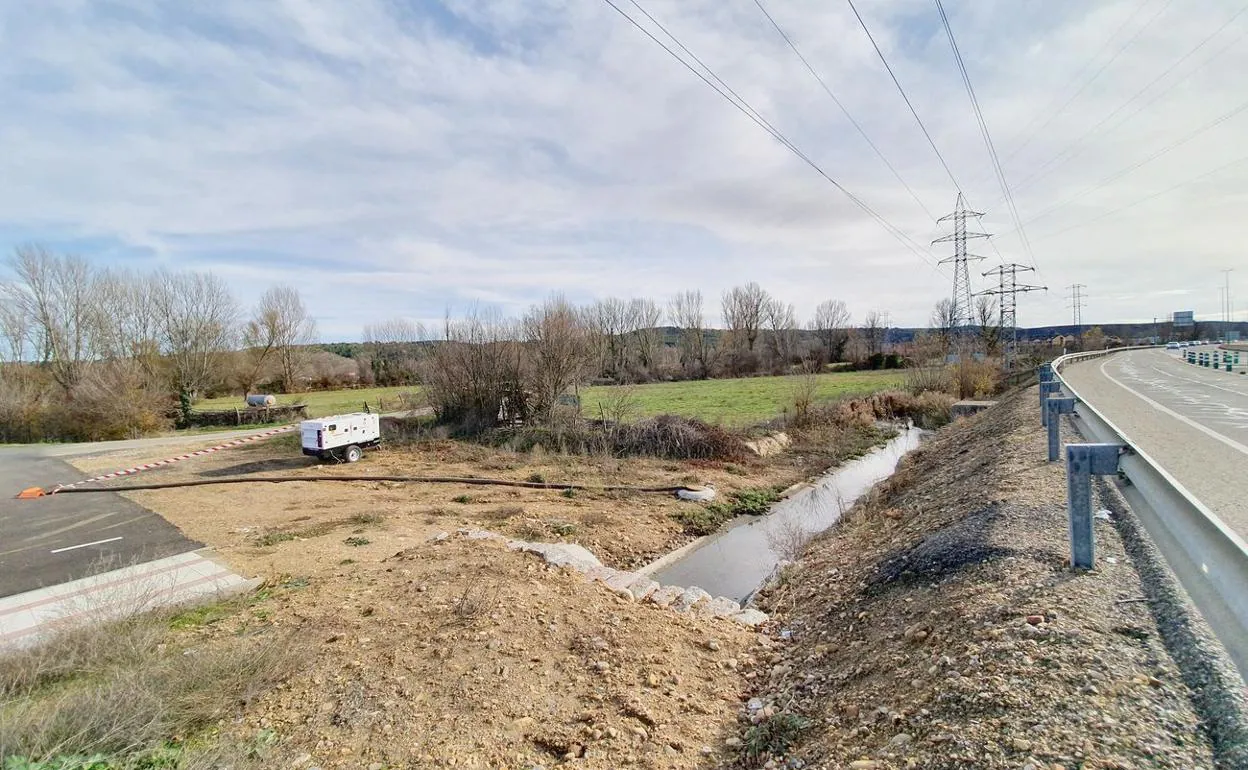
(979, 263, 1046, 369)
(933, 193, 989, 332)
(1068, 283, 1087, 336)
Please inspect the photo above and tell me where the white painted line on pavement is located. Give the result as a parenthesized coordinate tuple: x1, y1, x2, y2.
(1099, 358, 1248, 458)
(50, 536, 124, 554)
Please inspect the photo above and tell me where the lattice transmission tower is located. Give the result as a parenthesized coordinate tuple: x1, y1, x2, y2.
(933, 193, 989, 331)
(1067, 283, 1087, 337)
(979, 263, 1046, 369)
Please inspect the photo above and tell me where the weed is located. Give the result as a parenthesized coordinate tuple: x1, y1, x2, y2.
(451, 494, 474, 504)
(483, 505, 524, 521)
(253, 531, 295, 547)
(673, 486, 783, 536)
(349, 512, 384, 526)
(343, 536, 370, 547)
(526, 472, 546, 484)
(338, 559, 355, 566)
(513, 521, 547, 541)
(0, 609, 303, 764)
(168, 601, 235, 630)
(560, 487, 576, 498)
(742, 712, 811, 761)
(548, 520, 577, 537)
(449, 582, 500, 626)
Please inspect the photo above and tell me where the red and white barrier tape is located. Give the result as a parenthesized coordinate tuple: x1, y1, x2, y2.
(52, 424, 298, 493)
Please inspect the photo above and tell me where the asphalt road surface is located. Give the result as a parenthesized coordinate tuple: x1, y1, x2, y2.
(1062, 346, 1248, 537)
(0, 435, 242, 598)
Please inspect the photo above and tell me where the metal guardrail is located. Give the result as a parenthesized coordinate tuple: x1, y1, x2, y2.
(1052, 346, 1248, 677)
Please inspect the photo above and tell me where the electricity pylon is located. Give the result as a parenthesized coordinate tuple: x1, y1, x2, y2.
(933, 193, 989, 332)
(979, 263, 1046, 369)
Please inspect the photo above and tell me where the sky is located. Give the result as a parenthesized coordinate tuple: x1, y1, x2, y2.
(0, 0, 1245, 340)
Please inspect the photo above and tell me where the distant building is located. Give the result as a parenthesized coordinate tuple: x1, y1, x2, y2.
(1173, 310, 1195, 328)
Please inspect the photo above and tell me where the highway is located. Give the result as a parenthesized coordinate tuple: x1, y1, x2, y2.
(1062, 346, 1248, 537)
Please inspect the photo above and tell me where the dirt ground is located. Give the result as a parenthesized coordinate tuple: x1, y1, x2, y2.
(70, 434, 813, 573)
(63, 433, 821, 768)
(751, 387, 1235, 769)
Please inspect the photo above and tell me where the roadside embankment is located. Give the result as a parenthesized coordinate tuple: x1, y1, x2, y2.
(749, 386, 1244, 769)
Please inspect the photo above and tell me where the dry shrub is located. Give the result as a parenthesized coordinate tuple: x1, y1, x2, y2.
(787, 390, 955, 433)
(0, 604, 303, 764)
(500, 414, 748, 461)
(450, 582, 501, 626)
(952, 359, 1002, 399)
(904, 364, 952, 396)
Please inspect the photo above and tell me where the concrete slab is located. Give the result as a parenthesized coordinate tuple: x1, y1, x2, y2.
(0, 549, 257, 650)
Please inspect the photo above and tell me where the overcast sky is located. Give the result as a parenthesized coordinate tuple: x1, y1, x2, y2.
(1, 0, 1244, 339)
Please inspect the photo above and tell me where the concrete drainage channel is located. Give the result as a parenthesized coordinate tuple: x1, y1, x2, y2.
(448, 529, 769, 626)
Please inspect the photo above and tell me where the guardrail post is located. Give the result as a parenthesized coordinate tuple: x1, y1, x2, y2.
(1040, 381, 1061, 426)
(1046, 397, 1076, 462)
(1066, 444, 1123, 569)
(1038, 364, 1053, 383)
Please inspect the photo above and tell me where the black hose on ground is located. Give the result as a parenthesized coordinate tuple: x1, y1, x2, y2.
(45, 475, 694, 495)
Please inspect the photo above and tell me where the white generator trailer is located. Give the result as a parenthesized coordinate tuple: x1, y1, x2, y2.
(300, 413, 381, 462)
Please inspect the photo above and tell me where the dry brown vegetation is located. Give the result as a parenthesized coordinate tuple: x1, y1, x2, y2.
(0, 601, 305, 767)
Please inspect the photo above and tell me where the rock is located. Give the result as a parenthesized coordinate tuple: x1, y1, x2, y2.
(594, 661, 610, 673)
(673, 586, 712, 612)
(731, 608, 770, 626)
(703, 596, 743, 618)
(1013, 738, 1033, 752)
(626, 574, 660, 600)
(889, 733, 913, 747)
(290, 755, 312, 767)
(747, 697, 765, 711)
(511, 541, 603, 572)
(1026, 615, 1044, 625)
(429, 531, 449, 542)
(586, 566, 618, 583)
(648, 585, 684, 608)
(705, 638, 722, 651)
(725, 736, 742, 748)
(849, 761, 881, 769)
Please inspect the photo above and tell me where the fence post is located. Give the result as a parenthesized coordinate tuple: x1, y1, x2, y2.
(1040, 381, 1061, 426)
(1065, 443, 1123, 568)
(1046, 397, 1076, 462)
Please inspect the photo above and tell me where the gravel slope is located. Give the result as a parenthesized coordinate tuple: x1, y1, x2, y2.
(746, 387, 1238, 769)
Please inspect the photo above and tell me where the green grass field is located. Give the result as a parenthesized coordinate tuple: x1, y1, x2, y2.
(581, 370, 906, 426)
(195, 385, 417, 418)
(194, 370, 904, 425)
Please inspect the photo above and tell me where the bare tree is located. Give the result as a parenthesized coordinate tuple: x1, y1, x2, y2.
(363, 318, 425, 344)
(811, 299, 850, 364)
(763, 297, 798, 371)
(975, 295, 1001, 357)
(422, 307, 524, 430)
(862, 310, 889, 358)
(627, 298, 663, 376)
(929, 298, 956, 358)
(0, 283, 29, 364)
(668, 290, 712, 378)
(522, 294, 595, 419)
(721, 282, 769, 352)
(587, 298, 630, 379)
(6, 246, 101, 395)
(240, 286, 317, 393)
(151, 270, 239, 403)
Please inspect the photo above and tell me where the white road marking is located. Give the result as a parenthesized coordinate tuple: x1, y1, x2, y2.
(50, 536, 124, 554)
(1098, 357, 1248, 458)
(1148, 357, 1248, 399)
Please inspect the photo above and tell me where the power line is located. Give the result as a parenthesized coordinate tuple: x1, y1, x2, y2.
(600, 0, 944, 270)
(1003, 0, 1176, 169)
(933, 0, 1037, 271)
(1027, 154, 1248, 242)
(845, 0, 961, 193)
(1005, 1, 1248, 199)
(1007, 96, 1248, 231)
(749, 0, 937, 221)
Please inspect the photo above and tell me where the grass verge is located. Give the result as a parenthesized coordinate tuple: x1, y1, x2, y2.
(0, 601, 304, 768)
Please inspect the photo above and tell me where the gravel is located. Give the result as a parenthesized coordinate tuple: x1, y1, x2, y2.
(748, 387, 1234, 769)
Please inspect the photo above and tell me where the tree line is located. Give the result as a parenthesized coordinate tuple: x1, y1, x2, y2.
(0, 246, 316, 440)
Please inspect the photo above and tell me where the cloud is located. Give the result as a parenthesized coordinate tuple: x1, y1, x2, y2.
(0, 0, 1245, 338)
